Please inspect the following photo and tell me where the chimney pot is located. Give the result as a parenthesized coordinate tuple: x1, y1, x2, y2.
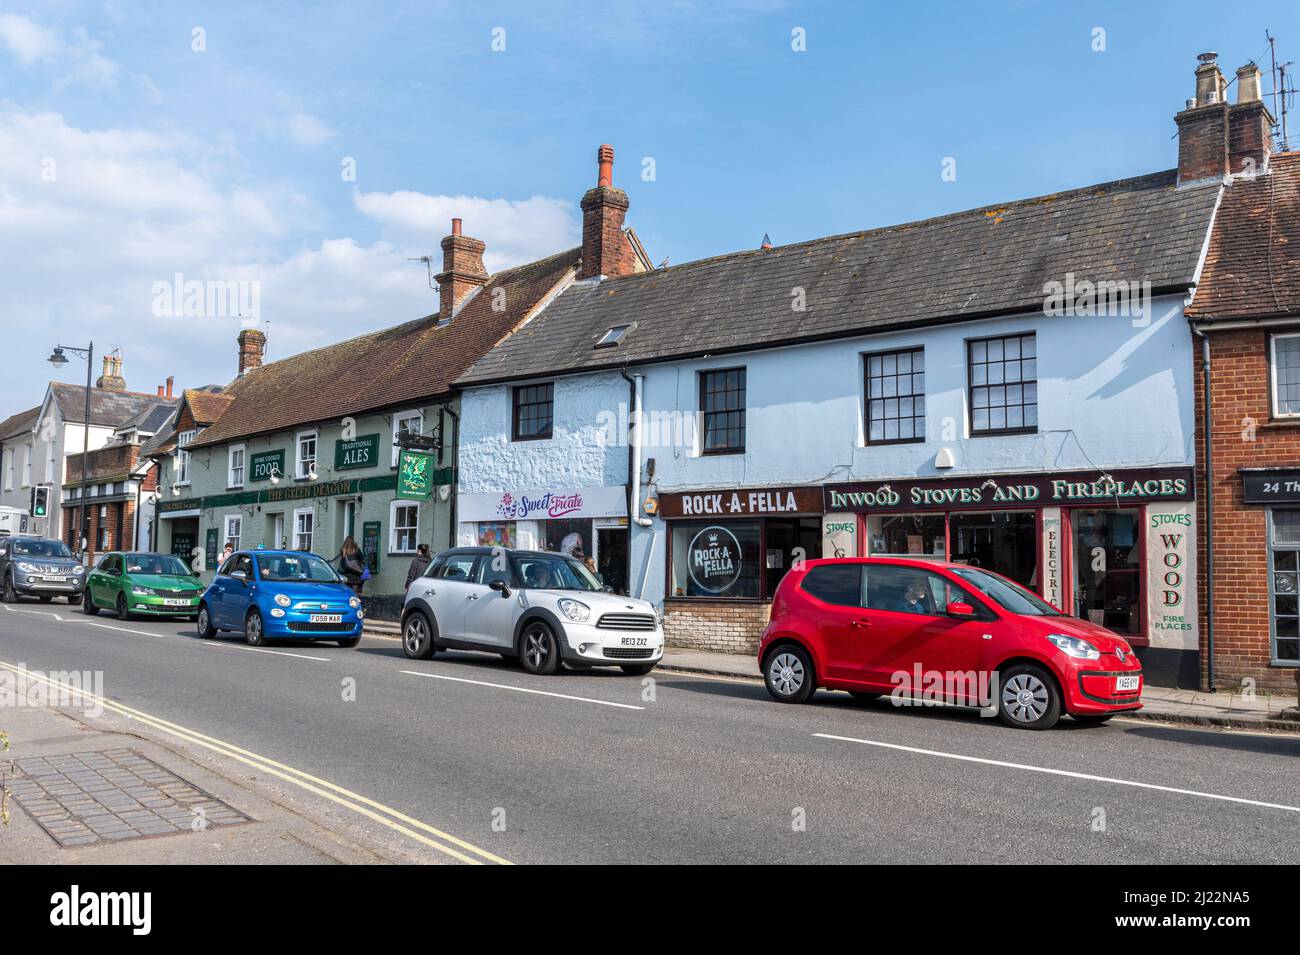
(451, 217, 462, 236)
(157, 385, 164, 396)
(1236, 63, 1263, 103)
(597, 144, 615, 187)
(237, 329, 267, 376)
(166, 375, 174, 398)
(579, 144, 635, 280)
(95, 354, 127, 391)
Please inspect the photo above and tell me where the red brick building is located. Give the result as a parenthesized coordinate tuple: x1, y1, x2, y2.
(1185, 63, 1300, 693)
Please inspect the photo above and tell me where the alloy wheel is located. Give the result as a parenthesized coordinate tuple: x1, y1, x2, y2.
(1001, 672, 1050, 723)
(768, 652, 805, 697)
(523, 626, 552, 670)
(404, 616, 429, 656)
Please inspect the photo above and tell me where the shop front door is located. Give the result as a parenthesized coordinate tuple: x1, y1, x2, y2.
(596, 526, 628, 594)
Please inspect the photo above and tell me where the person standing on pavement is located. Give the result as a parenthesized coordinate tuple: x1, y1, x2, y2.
(338, 536, 366, 595)
(405, 543, 431, 589)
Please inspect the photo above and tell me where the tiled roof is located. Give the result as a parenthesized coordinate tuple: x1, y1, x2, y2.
(184, 388, 232, 427)
(459, 170, 1221, 385)
(49, 383, 177, 428)
(191, 247, 580, 448)
(1187, 152, 1300, 321)
(0, 405, 40, 442)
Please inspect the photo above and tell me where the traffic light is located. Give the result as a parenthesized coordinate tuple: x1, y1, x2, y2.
(31, 485, 49, 518)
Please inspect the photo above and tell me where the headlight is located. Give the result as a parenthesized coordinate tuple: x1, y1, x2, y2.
(557, 598, 590, 622)
(274, 593, 292, 607)
(1045, 633, 1101, 661)
(132, 585, 158, 596)
(72, 566, 85, 576)
(16, 562, 37, 573)
(349, 596, 361, 609)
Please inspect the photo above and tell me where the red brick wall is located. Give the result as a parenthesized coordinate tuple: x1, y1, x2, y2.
(663, 599, 770, 655)
(1195, 327, 1300, 693)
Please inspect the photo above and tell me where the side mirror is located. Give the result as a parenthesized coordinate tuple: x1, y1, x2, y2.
(231, 569, 249, 584)
(946, 601, 977, 618)
(489, 579, 511, 597)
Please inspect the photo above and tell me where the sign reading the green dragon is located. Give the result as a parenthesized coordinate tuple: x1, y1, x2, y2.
(397, 450, 434, 500)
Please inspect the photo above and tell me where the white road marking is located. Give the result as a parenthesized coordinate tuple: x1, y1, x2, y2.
(401, 669, 644, 710)
(77, 620, 173, 638)
(814, 732, 1300, 814)
(204, 641, 333, 662)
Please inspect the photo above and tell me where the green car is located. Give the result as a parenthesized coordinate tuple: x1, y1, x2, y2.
(83, 552, 204, 621)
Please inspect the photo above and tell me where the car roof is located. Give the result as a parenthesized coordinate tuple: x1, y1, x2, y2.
(800, 556, 969, 572)
(438, 547, 577, 559)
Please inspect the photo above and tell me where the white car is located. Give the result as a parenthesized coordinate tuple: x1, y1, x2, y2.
(400, 547, 664, 675)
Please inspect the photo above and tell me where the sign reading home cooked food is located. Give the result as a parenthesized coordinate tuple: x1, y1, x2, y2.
(659, 486, 823, 519)
(824, 467, 1195, 513)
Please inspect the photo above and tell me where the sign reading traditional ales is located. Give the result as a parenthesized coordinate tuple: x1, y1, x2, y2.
(335, 434, 380, 471)
(659, 486, 823, 519)
(825, 467, 1194, 513)
(397, 450, 433, 500)
(249, 450, 285, 483)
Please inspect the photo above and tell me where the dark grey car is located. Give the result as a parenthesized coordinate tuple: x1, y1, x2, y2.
(0, 535, 87, 604)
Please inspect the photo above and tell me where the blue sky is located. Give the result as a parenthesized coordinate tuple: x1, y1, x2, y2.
(0, 0, 1294, 411)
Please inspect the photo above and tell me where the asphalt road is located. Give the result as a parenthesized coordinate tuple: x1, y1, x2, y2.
(3, 599, 1298, 864)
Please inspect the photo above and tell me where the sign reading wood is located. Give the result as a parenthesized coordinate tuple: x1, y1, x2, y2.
(659, 486, 823, 519)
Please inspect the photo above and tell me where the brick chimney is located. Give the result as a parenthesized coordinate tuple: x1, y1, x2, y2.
(238, 329, 266, 376)
(435, 218, 489, 321)
(95, 354, 126, 391)
(166, 375, 174, 398)
(578, 144, 635, 280)
(1176, 53, 1273, 185)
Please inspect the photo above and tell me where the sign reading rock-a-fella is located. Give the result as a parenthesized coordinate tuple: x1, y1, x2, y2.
(335, 434, 380, 471)
(659, 486, 823, 518)
(249, 450, 285, 482)
(824, 467, 1195, 512)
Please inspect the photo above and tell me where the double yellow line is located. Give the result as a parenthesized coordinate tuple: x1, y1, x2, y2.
(0, 659, 511, 865)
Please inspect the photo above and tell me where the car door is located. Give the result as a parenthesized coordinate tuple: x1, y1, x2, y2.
(799, 563, 872, 684)
(98, 554, 122, 607)
(461, 555, 519, 648)
(424, 553, 479, 640)
(859, 565, 984, 697)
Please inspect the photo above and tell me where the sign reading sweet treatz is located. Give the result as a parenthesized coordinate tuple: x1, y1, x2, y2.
(824, 467, 1194, 513)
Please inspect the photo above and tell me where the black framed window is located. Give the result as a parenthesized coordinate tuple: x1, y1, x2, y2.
(512, 383, 553, 441)
(866, 347, 925, 443)
(1268, 509, 1300, 664)
(969, 333, 1036, 434)
(700, 368, 746, 453)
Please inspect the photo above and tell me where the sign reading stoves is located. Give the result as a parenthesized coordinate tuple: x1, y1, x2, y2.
(687, 525, 742, 594)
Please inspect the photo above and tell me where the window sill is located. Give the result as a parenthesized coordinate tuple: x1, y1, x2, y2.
(970, 427, 1038, 438)
(700, 448, 745, 457)
(863, 437, 925, 447)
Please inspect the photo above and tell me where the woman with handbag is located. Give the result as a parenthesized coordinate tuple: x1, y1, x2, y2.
(338, 536, 367, 595)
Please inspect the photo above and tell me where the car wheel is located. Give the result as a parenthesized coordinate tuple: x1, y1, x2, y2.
(764, 644, 816, 704)
(998, 663, 1062, 730)
(1073, 713, 1114, 726)
(245, 609, 266, 647)
(196, 604, 216, 639)
(115, 593, 132, 621)
(82, 591, 99, 616)
(336, 636, 361, 648)
(402, 612, 436, 660)
(620, 662, 656, 676)
(1, 574, 16, 603)
(847, 690, 881, 703)
(519, 621, 560, 675)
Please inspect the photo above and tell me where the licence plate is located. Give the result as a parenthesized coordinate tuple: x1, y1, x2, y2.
(42, 576, 68, 583)
(619, 636, 648, 647)
(1116, 675, 1140, 691)
(163, 598, 192, 607)
(309, 613, 343, 624)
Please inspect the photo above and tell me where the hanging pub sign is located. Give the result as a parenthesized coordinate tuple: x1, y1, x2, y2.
(1241, 469, 1300, 504)
(335, 434, 380, 471)
(249, 450, 285, 482)
(659, 485, 823, 519)
(824, 467, 1195, 513)
(687, 524, 743, 594)
(397, 450, 434, 500)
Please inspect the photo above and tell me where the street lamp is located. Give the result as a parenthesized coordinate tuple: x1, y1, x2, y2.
(47, 342, 93, 561)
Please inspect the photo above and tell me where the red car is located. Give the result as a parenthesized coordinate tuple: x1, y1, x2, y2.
(758, 557, 1142, 730)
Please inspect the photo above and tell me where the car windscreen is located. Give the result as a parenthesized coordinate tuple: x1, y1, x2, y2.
(255, 554, 340, 583)
(124, 554, 192, 576)
(13, 539, 72, 558)
(951, 567, 1063, 616)
(513, 554, 602, 591)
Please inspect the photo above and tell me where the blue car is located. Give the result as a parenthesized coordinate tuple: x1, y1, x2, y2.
(196, 550, 363, 647)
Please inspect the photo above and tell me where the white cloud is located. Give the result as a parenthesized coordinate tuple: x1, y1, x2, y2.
(0, 105, 579, 409)
(0, 15, 120, 92)
(285, 112, 335, 147)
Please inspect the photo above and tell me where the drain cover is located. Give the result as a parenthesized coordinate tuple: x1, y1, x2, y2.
(7, 748, 250, 847)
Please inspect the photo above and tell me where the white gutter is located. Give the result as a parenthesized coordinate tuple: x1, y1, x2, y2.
(630, 373, 653, 528)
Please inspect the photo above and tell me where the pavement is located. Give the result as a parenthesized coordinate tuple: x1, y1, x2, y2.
(4, 600, 1300, 865)
(365, 620, 1300, 733)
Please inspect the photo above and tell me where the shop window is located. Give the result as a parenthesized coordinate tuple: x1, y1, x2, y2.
(867, 514, 946, 557)
(1271, 334, 1300, 417)
(700, 368, 746, 454)
(763, 517, 821, 597)
(1071, 509, 1140, 636)
(390, 501, 420, 554)
(544, 518, 591, 560)
(865, 348, 925, 443)
(512, 383, 553, 441)
(476, 521, 516, 549)
(948, 511, 1037, 590)
(1268, 509, 1300, 663)
(968, 333, 1037, 434)
(670, 521, 761, 598)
